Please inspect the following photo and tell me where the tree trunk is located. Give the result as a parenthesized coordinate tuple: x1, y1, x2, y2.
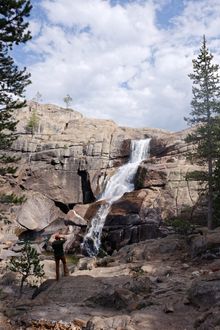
(208, 157, 213, 229)
(206, 75, 213, 230)
(19, 276, 26, 297)
(207, 102, 213, 230)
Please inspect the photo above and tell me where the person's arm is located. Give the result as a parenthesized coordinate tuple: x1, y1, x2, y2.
(60, 235, 67, 242)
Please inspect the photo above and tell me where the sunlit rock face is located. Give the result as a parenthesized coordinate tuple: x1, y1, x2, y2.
(0, 102, 205, 253)
(11, 102, 172, 205)
(16, 191, 64, 231)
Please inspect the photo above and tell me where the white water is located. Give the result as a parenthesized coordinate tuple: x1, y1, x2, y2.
(82, 138, 151, 256)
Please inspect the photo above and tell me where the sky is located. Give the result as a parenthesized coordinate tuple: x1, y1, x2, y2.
(14, 0, 220, 131)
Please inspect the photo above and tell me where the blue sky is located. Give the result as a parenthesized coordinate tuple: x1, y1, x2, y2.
(14, 0, 220, 131)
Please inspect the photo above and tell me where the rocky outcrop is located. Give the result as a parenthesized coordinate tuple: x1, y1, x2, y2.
(85, 315, 133, 330)
(100, 155, 205, 252)
(0, 103, 218, 330)
(188, 273, 220, 311)
(10, 102, 173, 205)
(102, 189, 162, 253)
(134, 160, 205, 220)
(187, 272, 220, 329)
(187, 227, 220, 258)
(2, 230, 220, 330)
(0, 102, 206, 255)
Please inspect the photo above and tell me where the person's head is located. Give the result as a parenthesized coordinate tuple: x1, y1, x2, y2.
(55, 234, 60, 240)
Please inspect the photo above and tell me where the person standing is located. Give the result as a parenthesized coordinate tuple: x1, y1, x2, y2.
(52, 234, 69, 281)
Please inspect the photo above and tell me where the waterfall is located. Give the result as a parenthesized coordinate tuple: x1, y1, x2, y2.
(82, 138, 151, 256)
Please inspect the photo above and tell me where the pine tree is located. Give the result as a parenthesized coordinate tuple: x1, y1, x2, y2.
(0, 0, 32, 150)
(33, 91, 42, 103)
(8, 242, 45, 296)
(63, 94, 73, 109)
(213, 157, 220, 225)
(185, 36, 220, 229)
(26, 108, 39, 134)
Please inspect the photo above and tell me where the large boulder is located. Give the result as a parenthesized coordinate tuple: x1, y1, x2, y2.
(188, 226, 220, 257)
(84, 200, 108, 222)
(85, 315, 133, 330)
(16, 192, 64, 231)
(187, 273, 220, 311)
(66, 209, 88, 227)
(22, 167, 84, 204)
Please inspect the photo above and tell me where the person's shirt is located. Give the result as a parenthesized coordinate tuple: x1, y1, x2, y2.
(52, 239, 66, 258)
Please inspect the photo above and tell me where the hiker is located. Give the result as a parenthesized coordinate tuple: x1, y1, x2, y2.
(52, 234, 69, 281)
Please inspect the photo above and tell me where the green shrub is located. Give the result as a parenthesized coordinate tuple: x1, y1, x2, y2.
(166, 218, 196, 236)
(97, 247, 108, 258)
(26, 109, 39, 134)
(8, 242, 45, 296)
(66, 255, 79, 265)
(0, 166, 17, 175)
(0, 155, 21, 163)
(0, 193, 26, 204)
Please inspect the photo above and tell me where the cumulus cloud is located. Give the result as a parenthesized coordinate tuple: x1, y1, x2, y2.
(22, 0, 220, 131)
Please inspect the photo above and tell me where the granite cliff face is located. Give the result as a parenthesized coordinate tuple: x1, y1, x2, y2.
(0, 102, 205, 255)
(11, 102, 172, 204)
(1, 102, 215, 330)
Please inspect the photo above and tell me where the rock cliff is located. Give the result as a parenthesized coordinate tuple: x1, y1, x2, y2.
(0, 102, 205, 255)
(1, 102, 218, 330)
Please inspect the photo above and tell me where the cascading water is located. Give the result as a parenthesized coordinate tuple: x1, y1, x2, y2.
(82, 138, 151, 256)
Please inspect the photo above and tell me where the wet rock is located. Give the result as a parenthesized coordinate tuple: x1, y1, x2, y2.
(66, 209, 88, 226)
(102, 190, 162, 253)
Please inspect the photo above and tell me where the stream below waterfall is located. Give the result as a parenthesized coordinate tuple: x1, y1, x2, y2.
(82, 138, 151, 256)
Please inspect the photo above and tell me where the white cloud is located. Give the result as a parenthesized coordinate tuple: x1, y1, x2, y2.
(23, 0, 220, 131)
(29, 19, 42, 38)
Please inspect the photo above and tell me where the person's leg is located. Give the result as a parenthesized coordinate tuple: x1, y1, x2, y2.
(61, 256, 69, 276)
(55, 258, 60, 281)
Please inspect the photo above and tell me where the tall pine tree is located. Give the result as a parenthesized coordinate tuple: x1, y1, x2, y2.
(185, 36, 220, 229)
(0, 0, 32, 150)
